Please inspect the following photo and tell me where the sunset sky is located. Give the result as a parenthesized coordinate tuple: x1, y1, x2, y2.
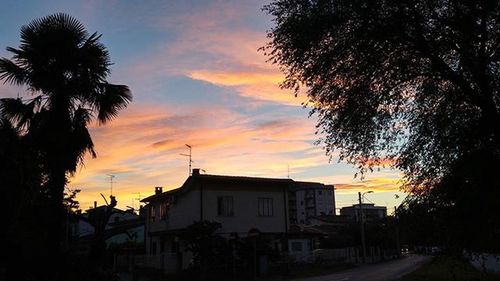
(0, 0, 406, 213)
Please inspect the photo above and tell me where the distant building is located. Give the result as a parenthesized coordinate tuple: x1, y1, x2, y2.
(289, 182, 335, 225)
(340, 203, 387, 222)
(68, 205, 144, 255)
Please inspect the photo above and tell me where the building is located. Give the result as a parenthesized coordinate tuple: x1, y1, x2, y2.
(68, 203, 145, 255)
(340, 203, 387, 222)
(141, 169, 293, 263)
(289, 182, 335, 225)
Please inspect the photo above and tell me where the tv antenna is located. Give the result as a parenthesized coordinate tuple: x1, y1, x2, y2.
(107, 174, 116, 196)
(180, 144, 193, 176)
(133, 192, 142, 209)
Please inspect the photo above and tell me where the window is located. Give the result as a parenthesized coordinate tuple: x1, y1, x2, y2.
(151, 241, 157, 256)
(258, 198, 273, 217)
(291, 241, 303, 252)
(149, 205, 156, 222)
(217, 196, 234, 216)
(160, 203, 168, 220)
(318, 190, 322, 195)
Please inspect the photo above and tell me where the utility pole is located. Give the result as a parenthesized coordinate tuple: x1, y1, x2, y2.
(358, 190, 373, 263)
(395, 206, 401, 256)
(180, 144, 193, 176)
(358, 192, 367, 263)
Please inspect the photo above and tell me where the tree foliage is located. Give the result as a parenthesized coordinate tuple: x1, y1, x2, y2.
(263, 0, 500, 191)
(182, 220, 229, 269)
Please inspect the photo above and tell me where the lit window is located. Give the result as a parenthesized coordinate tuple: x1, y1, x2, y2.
(258, 198, 273, 217)
(217, 196, 234, 216)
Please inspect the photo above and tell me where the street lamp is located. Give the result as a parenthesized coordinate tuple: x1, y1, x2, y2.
(358, 190, 373, 263)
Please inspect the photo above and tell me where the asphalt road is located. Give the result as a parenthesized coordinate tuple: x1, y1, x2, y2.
(293, 255, 432, 281)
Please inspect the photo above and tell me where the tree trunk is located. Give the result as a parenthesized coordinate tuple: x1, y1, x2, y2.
(47, 165, 67, 264)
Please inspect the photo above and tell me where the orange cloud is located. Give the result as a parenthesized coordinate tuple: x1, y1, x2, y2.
(334, 177, 402, 192)
(121, 1, 305, 107)
(354, 157, 398, 168)
(69, 102, 326, 209)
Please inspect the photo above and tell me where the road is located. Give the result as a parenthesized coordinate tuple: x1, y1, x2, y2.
(293, 255, 431, 281)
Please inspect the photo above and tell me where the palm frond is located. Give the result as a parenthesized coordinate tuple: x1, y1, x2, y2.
(0, 58, 27, 85)
(79, 32, 111, 82)
(0, 117, 20, 140)
(94, 83, 132, 124)
(20, 13, 87, 47)
(69, 107, 96, 173)
(0, 97, 41, 129)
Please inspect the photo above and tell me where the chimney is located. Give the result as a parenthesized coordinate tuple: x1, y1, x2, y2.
(192, 168, 200, 176)
(155, 186, 163, 195)
(93, 201, 97, 208)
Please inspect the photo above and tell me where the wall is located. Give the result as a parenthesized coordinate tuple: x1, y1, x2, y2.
(202, 185, 287, 234)
(168, 189, 201, 230)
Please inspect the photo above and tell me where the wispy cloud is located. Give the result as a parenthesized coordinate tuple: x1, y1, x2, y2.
(122, 1, 306, 106)
(70, 101, 323, 208)
(335, 177, 403, 192)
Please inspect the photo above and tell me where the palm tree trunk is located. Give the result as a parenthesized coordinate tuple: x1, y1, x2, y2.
(47, 165, 67, 258)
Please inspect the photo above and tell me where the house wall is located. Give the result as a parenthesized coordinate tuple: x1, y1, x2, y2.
(201, 185, 288, 235)
(168, 189, 201, 229)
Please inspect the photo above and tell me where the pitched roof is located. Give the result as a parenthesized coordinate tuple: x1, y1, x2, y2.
(141, 173, 294, 202)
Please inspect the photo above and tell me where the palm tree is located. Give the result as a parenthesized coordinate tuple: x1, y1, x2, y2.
(0, 13, 132, 255)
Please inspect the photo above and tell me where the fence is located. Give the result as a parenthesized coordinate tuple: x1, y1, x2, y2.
(115, 253, 179, 274)
(466, 252, 500, 274)
(289, 247, 399, 264)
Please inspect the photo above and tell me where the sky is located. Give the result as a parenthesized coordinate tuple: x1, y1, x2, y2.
(0, 0, 406, 213)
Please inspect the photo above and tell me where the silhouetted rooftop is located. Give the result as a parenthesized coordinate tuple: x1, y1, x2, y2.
(141, 173, 294, 202)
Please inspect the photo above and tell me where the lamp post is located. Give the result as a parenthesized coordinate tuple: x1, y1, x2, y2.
(358, 190, 373, 263)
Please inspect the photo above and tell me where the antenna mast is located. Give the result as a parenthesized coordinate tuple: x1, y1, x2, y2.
(107, 174, 116, 196)
(180, 144, 193, 176)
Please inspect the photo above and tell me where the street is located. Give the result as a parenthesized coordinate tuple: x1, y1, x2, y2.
(293, 255, 432, 281)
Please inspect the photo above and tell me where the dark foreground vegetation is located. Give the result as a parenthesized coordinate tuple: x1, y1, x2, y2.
(401, 256, 500, 281)
(0, 13, 131, 281)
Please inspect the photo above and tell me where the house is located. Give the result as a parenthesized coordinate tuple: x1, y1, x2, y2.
(141, 169, 293, 269)
(340, 203, 387, 222)
(288, 182, 335, 225)
(68, 201, 145, 255)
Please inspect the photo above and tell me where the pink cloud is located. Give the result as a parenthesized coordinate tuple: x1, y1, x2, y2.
(70, 101, 326, 209)
(120, 1, 305, 106)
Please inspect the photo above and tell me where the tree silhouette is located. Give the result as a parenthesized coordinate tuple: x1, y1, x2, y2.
(263, 0, 500, 190)
(263, 1, 500, 251)
(0, 13, 132, 257)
